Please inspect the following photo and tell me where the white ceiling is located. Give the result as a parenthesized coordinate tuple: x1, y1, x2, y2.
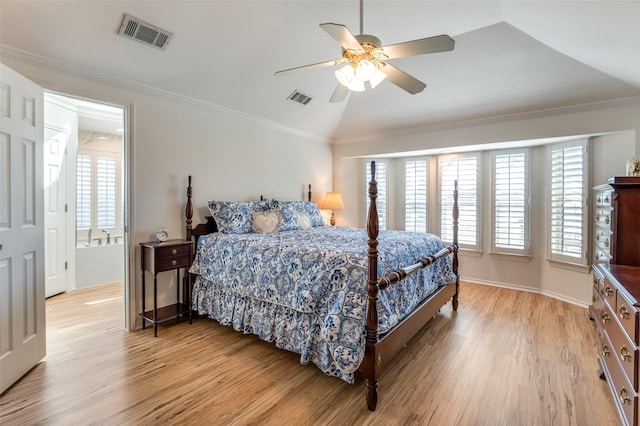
(1, 1, 639, 142)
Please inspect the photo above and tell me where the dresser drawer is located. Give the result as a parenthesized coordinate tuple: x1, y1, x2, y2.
(598, 299, 615, 334)
(596, 190, 613, 208)
(617, 291, 639, 343)
(602, 278, 617, 309)
(596, 209, 612, 227)
(607, 314, 639, 389)
(156, 254, 191, 272)
(155, 244, 191, 259)
(601, 341, 638, 426)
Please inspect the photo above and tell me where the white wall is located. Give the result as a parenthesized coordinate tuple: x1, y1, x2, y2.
(2, 56, 333, 330)
(333, 101, 640, 306)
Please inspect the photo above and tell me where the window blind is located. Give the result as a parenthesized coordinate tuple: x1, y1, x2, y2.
(405, 159, 427, 232)
(76, 154, 92, 230)
(493, 150, 528, 252)
(365, 160, 387, 230)
(96, 156, 117, 229)
(440, 155, 479, 248)
(550, 144, 585, 260)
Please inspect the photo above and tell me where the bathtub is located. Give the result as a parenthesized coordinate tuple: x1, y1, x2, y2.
(76, 240, 124, 289)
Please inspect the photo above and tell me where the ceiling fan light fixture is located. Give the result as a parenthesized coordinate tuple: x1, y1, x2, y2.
(355, 59, 376, 81)
(369, 67, 387, 89)
(348, 78, 365, 92)
(335, 65, 355, 87)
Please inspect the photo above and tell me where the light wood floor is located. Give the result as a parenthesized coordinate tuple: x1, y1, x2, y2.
(0, 281, 620, 425)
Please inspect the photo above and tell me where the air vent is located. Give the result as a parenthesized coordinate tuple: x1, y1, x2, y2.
(288, 90, 312, 105)
(118, 14, 173, 51)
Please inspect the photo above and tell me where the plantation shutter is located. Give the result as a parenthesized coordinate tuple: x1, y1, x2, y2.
(365, 160, 387, 231)
(96, 156, 117, 229)
(440, 154, 479, 248)
(76, 154, 92, 230)
(493, 150, 528, 253)
(405, 159, 428, 232)
(550, 142, 586, 262)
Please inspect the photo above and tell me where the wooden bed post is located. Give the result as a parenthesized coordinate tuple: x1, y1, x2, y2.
(452, 180, 459, 311)
(308, 184, 312, 202)
(186, 175, 193, 241)
(365, 161, 380, 411)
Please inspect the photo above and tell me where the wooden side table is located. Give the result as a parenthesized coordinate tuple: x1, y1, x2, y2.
(140, 239, 194, 336)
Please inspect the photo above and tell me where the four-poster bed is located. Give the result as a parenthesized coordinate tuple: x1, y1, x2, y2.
(184, 161, 459, 411)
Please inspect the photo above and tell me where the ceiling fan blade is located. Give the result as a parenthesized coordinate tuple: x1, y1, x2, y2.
(382, 64, 426, 94)
(382, 35, 454, 59)
(274, 58, 345, 76)
(320, 23, 362, 51)
(329, 84, 350, 103)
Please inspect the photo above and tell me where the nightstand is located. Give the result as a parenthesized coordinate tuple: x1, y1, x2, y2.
(140, 239, 194, 336)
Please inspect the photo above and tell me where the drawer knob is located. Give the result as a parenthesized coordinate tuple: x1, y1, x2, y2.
(620, 346, 633, 363)
(619, 387, 632, 405)
(172, 260, 177, 266)
(172, 249, 178, 255)
(619, 306, 631, 320)
(601, 344, 610, 357)
(600, 311, 610, 324)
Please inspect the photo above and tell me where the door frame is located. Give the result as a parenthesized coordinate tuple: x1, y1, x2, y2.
(44, 89, 135, 331)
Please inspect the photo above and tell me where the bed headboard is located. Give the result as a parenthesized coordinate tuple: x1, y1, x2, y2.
(185, 176, 313, 243)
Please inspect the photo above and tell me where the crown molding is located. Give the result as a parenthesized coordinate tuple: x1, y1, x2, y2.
(1, 45, 330, 144)
(333, 96, 640, 145)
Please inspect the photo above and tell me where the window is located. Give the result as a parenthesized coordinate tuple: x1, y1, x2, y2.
(439, 153, 480, 249)
(76, 154, 92, 230)
(548, 139, 589, 266)
(96, 156, 117, 229)
(76, 145, 123, 244)
(492, 149, 529, 255)
(404, 158, 428, 232)
(364, 160, 387, 230)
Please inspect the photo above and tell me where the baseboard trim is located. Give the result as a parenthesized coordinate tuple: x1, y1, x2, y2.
(461, 278, 589, 309)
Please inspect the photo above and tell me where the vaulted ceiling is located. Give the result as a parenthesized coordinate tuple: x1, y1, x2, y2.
(1, 1, 639, 142)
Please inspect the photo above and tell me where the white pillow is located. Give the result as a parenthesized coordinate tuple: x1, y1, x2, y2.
(252, 210, 282, 234)
(296, 212, 311, 230)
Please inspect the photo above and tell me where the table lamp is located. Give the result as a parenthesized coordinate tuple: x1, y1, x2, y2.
(320, 192, 344, 226)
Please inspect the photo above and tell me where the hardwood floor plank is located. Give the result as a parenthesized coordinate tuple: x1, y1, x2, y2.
(0, 281, 619, 425)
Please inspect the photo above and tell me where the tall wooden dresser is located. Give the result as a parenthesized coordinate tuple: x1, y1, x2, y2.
(593, 177, 640, 266)
(591, 177, 640, 425)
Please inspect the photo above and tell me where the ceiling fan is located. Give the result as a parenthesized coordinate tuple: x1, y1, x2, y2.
(274, 0, 455, 103)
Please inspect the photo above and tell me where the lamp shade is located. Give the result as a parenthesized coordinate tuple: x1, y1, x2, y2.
(320, 192, 344, 210)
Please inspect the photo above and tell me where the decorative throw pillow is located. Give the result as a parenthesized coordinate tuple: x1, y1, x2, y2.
(296, 201, 325, 227)
(252, 210, 282, 234)
(268, 200, 325, 229)
(207, 200, 268, 234)
(275, 202, 301, 231)
(296, 212, 311, 230)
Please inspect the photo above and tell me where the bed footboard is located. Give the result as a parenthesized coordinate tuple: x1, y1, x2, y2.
(362, 161, 460, 411)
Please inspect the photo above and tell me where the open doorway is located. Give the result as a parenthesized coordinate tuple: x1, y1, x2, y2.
(43, 92, 128, 328)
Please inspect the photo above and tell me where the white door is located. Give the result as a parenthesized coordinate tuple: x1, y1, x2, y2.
(43, 98, 77, 297)
(0, 64, 46, 393)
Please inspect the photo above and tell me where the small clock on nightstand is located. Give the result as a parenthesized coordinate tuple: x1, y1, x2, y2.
(155, 227, 169, 242)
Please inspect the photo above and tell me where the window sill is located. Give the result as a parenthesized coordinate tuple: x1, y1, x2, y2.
(459, 248, 483, 258)
(489, 252, 532, 263)
(546, 258, 591, 274)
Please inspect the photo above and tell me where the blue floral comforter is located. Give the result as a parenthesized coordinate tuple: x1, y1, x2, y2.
(190, 226, 456, 382)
